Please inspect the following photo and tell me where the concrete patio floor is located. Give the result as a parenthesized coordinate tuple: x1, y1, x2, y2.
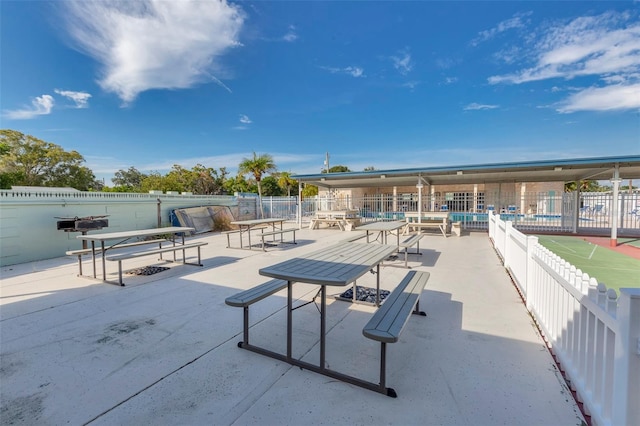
(1, 227, 586, 425)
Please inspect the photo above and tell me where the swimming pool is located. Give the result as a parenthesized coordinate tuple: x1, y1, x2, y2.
(361, 210, 585, 223)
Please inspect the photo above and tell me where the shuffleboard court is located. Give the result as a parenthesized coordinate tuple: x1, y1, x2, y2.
(535, 235, 640, 295)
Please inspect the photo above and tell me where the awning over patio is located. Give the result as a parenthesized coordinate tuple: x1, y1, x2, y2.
(292, 155, 640, 189)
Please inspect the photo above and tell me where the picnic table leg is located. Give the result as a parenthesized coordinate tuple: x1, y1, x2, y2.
(243, 306, 250, 345)
(287, 280, 292, 360)
(320, 285, 326, 370)
(375, 264, 381, 307)
(379, 342, 388, 392)
(91, 241, 97, 278)
(117, 260, 124, 286)
(100, 241, 106, 281)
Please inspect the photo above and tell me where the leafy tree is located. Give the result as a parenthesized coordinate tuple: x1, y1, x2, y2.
(191, 164, 228, 194)
(0, 139, 22, 188)
(139, 171, 184, 193)
(260, 175, 284, 196)
(277, 171, 298, 196)
(363, 166, 376, 171)
(301, 184, 318, 197)
(322, 165, 350, 173)
(165, 164, 192, 192)
(0, 129, 97, 190)
(564, 180, 608, 192)
(238, 152, 277, 218)
(112, 166, 147, 191)
(223, 173, 252, 194)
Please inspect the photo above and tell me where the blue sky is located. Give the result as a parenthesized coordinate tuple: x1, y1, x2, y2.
(1, 1, 639, 184)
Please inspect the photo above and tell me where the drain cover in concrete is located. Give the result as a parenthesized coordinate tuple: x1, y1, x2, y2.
(337, 286, 390, 304)
(125, 266, 170, 276)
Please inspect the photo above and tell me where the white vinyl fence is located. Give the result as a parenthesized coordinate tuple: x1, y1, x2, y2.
(489, 212, 640, 426)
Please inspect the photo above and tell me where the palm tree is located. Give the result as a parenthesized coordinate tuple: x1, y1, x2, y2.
(277, 171, 297, 197)
(238, 152, 277, 218)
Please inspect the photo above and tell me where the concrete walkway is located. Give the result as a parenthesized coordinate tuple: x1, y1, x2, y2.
(0, 227, 586, 425)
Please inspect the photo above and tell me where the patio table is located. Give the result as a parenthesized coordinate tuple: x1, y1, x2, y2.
(252, 242, 397, 393)
(356, 220, 405, 249)
(230, 218, 286, 249)
(77, 226, 195, 282)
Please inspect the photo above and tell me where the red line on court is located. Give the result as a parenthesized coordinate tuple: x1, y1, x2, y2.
(581, 237, 640, 260)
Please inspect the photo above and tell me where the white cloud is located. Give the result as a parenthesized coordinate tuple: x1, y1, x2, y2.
(54, 89, 92, 108)
(62, 0, 245, 103)
(3, 95, 55, 120)
(239, 114, 252, 124)
(403, 81, 420, 90)
(557, 83, 640, 113)
(391, 48, 413, 75)
(487, 10, 640, 112)
(471, 12, 531, 46)
(282, 25, 298, 42)
(463, 103, 499, 111)
(321, 66, 365, 78)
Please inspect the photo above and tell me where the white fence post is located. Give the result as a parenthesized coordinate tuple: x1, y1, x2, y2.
(612, 288, 640, 426)
(524, 235, 538, 308)
(503, 221, 513, 269)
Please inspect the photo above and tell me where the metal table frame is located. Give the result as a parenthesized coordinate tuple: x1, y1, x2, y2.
(356, 220, 405, 248)
(229, 218, 286, 250)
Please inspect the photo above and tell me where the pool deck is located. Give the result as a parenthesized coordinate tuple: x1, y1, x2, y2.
(0, 227, 586, 425)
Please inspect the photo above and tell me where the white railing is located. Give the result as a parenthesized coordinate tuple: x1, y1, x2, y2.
(301, 192, 640, 234)
(489, 212, 640, 426)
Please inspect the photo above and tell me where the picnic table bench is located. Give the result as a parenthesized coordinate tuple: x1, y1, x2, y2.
(225, 279, 288, 346)
(228, 218, 288, 250)
(259, 228, 297, 251)
(309, 210, 361, 231)
(363, 270, 429, 397)
(106, 241, 207, 286)
(75, 226, 196, 285)
(66, 239, 168, 276)
(399, 233, 423, 268)
(403, 211, 450, 237)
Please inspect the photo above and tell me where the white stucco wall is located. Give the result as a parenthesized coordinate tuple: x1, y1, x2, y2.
(0, 188, 239, 266)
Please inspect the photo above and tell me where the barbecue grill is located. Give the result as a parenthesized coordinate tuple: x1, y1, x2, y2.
(56, 215, 109, 248)
(56, 215, 109, 232)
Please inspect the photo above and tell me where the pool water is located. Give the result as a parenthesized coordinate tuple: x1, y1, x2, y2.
(361, 210, 584, 223)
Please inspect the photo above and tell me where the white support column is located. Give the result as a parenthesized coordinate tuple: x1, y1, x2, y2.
(297, 182, 303, 229)
(417, 182, 423, 223)
(430, 185, 435, 212)
(572, 189, 580, 234)
(611, 165, 621, 247)
(392, 186, 398, 212)
(473, 184, 478, 212)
